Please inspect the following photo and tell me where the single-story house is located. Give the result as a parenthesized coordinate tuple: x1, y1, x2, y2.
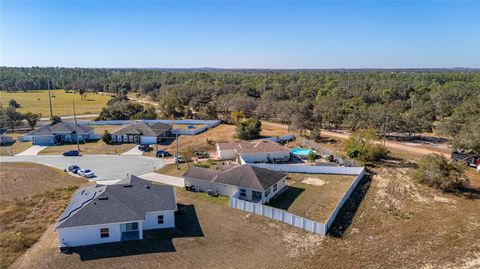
(183, 164, 287, 203)
(24, 122, 96, 145)
(111, 122, 172, 144)
(216, 139, 291, 164)
(56, 175, 177, 247)
(0, 128, 13, 145)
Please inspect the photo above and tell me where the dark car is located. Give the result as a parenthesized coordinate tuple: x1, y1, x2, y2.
(68, 165, 80, 174)
(138, 144, 152, 151)
(196, 151, 210, 159)
(156, 150, 171, 158)
(63, 150, 80, 156)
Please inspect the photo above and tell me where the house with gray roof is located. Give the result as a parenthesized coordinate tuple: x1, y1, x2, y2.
(111, 122, 171, 144)
(183, 165, 287, 203)
(56, 175, 177, 247)
(24, 122, 96, 145)
(216, 139, 291, 164)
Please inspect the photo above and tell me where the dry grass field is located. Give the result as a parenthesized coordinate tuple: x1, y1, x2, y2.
(0, 163, 86, 269)
(268, 173, 357, 223)
(0, 90, 110, 117)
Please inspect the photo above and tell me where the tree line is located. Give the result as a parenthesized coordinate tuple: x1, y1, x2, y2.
(1, 67, 479, 154)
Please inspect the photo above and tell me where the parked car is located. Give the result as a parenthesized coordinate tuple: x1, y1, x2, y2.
(156, 150, 171, 158)
(451, 151, 480, 167)
(196, 151, 210, 159)
(63, 150, 80, 156)
(68, 165, 80, 174)
(78, 168, 95, 178)
(174, 156, 185, 163)
(138, 144, 152, 152)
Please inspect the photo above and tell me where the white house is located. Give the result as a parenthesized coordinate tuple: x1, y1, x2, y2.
(183, 164, 287, 204)
(216, 140, 291, 164)
(111, 122, 171, 144)
(56, 176, 177, 247)
(23, 122, 96, 145)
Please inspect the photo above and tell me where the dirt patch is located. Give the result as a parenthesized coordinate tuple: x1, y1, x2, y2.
(302, 177, 327, 186)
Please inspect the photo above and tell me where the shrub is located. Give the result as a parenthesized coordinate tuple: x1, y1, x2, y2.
(50, 115, 62, 125)
(101, 130, 112, 144)
(193, 162, 210, 168)
(344, 128, 389, 162)
(306, 151, 316, 163)
(414, 154, 469, 192)
(310, 128, 322, 142)
(236, 117, 262, 140)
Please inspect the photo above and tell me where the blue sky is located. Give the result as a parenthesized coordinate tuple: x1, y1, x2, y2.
(1, 0, 479, 68)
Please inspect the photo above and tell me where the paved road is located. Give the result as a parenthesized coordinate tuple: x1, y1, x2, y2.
(0, 155, 165, 181)
(262, 120, 450, 158)
(40, 114, 99, 121)
(15, 145, 47, 156)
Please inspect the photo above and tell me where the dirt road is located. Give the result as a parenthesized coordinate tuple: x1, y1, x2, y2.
(262, 121, 451, 158)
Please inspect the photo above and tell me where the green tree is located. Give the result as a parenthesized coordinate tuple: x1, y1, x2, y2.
(180, 146, 196, 167)
(452, 120, 480, 155)
(236, 117, 262, 140)
(414, 154, 469, 192)
(101, 130, 112, 144)
(50, 115, 62, 125)
(3, 106, 24, 132)
(24, 112, 40, 130)
(230, 111, 245, 124)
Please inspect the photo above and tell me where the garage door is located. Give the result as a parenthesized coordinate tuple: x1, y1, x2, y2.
(140, 136, 157, 145)
(33, 137, 53, 145)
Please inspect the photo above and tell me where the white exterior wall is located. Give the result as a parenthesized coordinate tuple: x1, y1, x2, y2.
(240, 151, 290, 163)
(263, 176, 287, 202)
(143, 210, 175, 230)
(57, 222, 125, 247)
(140, 136, 157, 144)
(217, 145, 237, 160)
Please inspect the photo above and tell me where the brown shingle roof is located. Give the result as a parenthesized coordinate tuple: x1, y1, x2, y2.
(112, 122, 171, 137)
(217, 140, 289, 154)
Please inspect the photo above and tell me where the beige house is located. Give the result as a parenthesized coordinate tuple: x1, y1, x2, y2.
(183, 165, 287, 203)
(216, 140, 291, 164)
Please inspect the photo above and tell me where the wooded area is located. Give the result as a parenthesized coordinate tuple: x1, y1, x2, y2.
(1, 67, 479, 153)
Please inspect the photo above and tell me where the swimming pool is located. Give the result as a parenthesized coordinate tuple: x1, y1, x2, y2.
(290, 147, 314, 156)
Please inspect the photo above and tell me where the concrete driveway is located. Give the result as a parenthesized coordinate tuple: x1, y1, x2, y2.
(0, 155, 165, 181)
(139, 172, 185, 187)
(15, 145, 47, 156)
(121, 145, 144, 156)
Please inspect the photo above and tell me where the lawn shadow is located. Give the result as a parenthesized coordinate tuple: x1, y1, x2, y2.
(327, 171, 372, 238)
(72, 203, 203, 261)
(266, 186, 305, 211)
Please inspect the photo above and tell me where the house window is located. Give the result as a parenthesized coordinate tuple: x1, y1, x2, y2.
(100, 228, 109, 238)
(112, 135, 116, 142)
(240, 189, 247, 197)
(123, 135, 128, 142)
(157, 215, 164, 224)
(265, 188, 271, 197)
(273, 184, 278, 192)
(125, 222, 138, 231)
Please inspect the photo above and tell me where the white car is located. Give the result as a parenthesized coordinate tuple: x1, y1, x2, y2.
(78, 168, 95, 178)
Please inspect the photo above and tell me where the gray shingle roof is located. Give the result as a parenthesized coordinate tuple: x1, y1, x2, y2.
(56, 176, 177, 229)
(183, 165, 286, 191)
(26, 122, 93, 136)
(112, 122, 171, 137)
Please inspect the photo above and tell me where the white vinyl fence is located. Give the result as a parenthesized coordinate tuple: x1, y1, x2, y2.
(230, 197, 327, 234)
(230, 164, 365, 235)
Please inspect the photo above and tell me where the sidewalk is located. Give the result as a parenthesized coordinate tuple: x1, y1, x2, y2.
(15, 145, 47, 156)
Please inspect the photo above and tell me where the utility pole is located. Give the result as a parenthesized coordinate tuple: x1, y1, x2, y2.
(73, 99, 80, 151)
(47, 80, 53, 119)
(175, 133, 179, 170)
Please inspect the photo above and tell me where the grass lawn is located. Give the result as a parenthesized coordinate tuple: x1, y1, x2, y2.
(267, 173, 357, 223)
(0, 133, 32, 156)
(155, 161, 229, 177)
(0, 162, 86, 269)
(39, 141, 134, 155)
(0, 90, 110, 117)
